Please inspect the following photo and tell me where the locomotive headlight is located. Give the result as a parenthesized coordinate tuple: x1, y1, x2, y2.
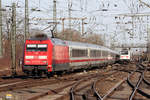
(42, 61, 47, 63)
(25, 56, 34, 59)
(38, 56, 47, 59)
(25, 61, 30, 63)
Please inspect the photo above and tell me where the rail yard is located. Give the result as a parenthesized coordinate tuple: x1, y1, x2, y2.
(1, 0, 150, 100)
(0, 62, 149, 100)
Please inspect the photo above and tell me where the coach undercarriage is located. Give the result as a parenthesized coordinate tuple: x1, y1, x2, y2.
(23, 60, 115, 77)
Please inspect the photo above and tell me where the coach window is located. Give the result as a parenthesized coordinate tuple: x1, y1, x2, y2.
(102, 51, 108, 57)
(96, 50, 101, 57)
(110, 53, 113, 57)
(72, 49, 88, 57)
(90, 50, 95, 57)
(105, 51, 108, 56)
(90, 50, 101, 57)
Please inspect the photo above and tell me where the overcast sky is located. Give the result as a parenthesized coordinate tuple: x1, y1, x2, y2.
(2, 0, 150, 47)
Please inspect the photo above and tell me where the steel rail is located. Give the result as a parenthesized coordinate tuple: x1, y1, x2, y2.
(93, 69, 137, 100)
(137, 87, 150, 98)
(92, 71, 135, 100)
(70, 79, 87, 100)
(92, 80, 103, 100)
(128, 72, 143, 100)
(70, 64, 140, 100)
(143, 75, 150, 85)
(138, 69, 150, 98)
(93, 78, 127, 100)
(28, 82, 76, 100)
(102, 78, 127, 100)
(136, 64, 145, 70)
(70, 76, 100, 100)
(70, 70, 118, 100)
(142, 64, 150, 86)
(70, 73, 100, 100)
(30, 70, 115, 100)
(127, 68, 150, 99)
(92, 63, 150, 100)
(90, 70, 122, 100)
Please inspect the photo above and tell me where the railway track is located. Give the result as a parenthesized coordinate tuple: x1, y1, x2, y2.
(92, 63, 150, 100)
(61, 66, 130, 100)
(26, 64, 125, 100)
(69, 71, 118, 100)
(0, 69, 98, 92)
(0, 63, 140, 100)
(0, 64, 119, 100)
(28, 69, 118, 100)
(43, 62, 149, 100)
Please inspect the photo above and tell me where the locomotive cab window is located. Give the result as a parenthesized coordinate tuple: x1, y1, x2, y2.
(26, 44, 36, 51)
(121, 51, 128, 55)
(26, 44, 47, 52)
(37, 44, 47, 51)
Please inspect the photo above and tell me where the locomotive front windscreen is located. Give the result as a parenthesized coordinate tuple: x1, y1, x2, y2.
(121, 50, 128, 55)
(26, 44, 47, 51)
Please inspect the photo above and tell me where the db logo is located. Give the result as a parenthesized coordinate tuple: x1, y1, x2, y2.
(35, 52, 39, 54)
(34, 56, 38, 59)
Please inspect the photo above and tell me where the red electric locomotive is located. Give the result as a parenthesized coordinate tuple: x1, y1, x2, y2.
(23, 35, 69, 76)
(22, 34, 119, 76)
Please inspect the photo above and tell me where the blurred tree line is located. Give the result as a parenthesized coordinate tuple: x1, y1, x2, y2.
(1, 10, 104, 60)
(55, 29, 104, 46)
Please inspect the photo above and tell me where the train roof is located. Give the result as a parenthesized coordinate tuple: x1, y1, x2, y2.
(65, 40, 105, 49)
(27, 36, 119, 54)
(51, 38, 112, 51)
(65, 40, 120, 55)
(51, 38, 67, 46)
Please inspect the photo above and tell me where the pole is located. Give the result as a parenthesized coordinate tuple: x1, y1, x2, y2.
(11, 3, 16, 76)
(81, 19, 84, 35)
(68, 0, 71, 29)
(53, 0, 57, 33)
(148, 29, 150, 61)
(0, 0, 2, 57)
(78, 22, 81, 33)
(25, 0, 29, 41)
(62, 18, 65, 32)
(147, 16, 150, 61)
